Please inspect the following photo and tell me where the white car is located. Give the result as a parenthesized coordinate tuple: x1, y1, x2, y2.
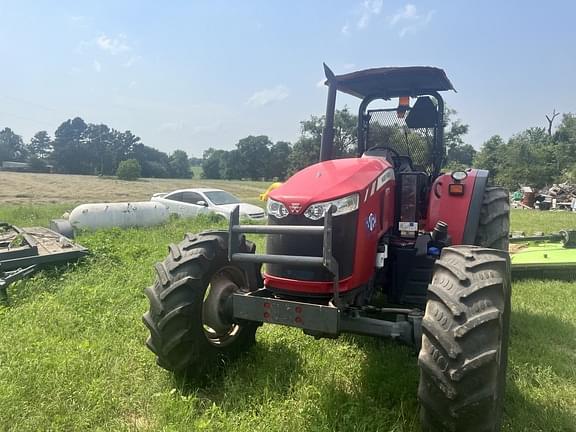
(151, 188, 265, 221)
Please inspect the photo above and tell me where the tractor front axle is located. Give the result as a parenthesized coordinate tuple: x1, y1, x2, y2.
(232, 288, 422, 346)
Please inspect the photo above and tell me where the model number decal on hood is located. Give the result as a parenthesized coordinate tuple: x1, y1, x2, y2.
(364, 169, 395, 202)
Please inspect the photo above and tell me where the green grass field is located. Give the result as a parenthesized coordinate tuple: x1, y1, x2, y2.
(0, 206, 575, 431)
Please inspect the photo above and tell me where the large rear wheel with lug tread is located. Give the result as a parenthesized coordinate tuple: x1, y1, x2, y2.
(475, 186, 510, 251)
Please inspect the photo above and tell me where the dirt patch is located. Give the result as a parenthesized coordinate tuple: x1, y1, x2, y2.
(509, 243, 528, 254)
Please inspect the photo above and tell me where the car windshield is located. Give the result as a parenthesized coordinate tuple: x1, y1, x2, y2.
(204, 191, 241, 205)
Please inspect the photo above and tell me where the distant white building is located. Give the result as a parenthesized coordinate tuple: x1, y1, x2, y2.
(1, 161, 29, 171)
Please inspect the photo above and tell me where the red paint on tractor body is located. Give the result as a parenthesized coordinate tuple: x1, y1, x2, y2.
(264, 160, 482, 296)
(425, 170, 480, 244)
(265, 157, 395, 295)
(268, 157, 392, 214)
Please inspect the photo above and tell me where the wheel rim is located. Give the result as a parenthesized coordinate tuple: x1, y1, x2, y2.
(201, 266, 246, 347)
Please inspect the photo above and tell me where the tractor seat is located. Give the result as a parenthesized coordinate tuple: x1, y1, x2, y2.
(392, 156, 414, 173)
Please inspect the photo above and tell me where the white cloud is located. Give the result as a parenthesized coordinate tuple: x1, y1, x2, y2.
(341, 0, 383, 35)
(96, 34, 130, 55)
(93, 60, 101, 73)
(357, 0, 383, 29)
(246, 85, 289, 107)
(390, 4, 417, 25)
(128, 80, 137, 89)
(389, 4, 434, 37)
(77, 34, 142, 66)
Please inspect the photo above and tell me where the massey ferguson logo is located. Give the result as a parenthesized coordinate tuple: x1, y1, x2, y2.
(289, 203, 302, 213)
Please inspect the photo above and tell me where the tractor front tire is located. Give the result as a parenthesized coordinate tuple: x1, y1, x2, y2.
(142, 232, 259, 374)
(475, 186, 510, 251)
(418, 246, 511, 432)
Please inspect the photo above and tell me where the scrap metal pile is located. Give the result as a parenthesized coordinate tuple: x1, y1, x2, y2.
(536, 182, 576, 210)
(0, 223, 88, 304)
(514, 182, 576, 210)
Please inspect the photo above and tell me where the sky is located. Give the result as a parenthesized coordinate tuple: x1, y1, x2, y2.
(0, 1, 575, 157)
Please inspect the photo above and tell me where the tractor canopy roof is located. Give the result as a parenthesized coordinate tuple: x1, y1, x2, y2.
(323, 64, 455, 99)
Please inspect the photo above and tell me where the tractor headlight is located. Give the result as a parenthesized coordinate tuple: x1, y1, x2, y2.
(267, 198, 289, 219)
(304, 193, 359, 220)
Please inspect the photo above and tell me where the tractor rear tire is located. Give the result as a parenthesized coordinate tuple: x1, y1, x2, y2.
(475, 186, 510, 251)
(142, 231, 259, 374)
(418, 246, 511, 432)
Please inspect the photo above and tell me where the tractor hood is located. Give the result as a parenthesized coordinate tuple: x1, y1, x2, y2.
(269, 157, 393, 214)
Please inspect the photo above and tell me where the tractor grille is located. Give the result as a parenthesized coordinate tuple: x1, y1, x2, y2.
(366, 108, 435, 174)
(265, 212, 358, 282)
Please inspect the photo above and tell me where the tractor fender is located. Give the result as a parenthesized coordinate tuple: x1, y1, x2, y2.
(426, 169, 489, 245)
(462, 169, 489, 244)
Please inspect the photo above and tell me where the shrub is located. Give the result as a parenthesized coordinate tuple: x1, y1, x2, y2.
(116, 159, 141, 181)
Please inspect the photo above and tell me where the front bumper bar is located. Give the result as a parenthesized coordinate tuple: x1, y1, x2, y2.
(228, 205, 341, 304)
(233, 289, 339, 334)
(232, 289, 419, 344)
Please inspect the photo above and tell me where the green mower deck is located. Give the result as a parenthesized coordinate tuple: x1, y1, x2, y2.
(510, 240, 576, 278)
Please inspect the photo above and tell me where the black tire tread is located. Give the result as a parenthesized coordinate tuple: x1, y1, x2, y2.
(475, 187, 510, 251)
(143, 231, 258, 373)
(418, 246, 511, 432)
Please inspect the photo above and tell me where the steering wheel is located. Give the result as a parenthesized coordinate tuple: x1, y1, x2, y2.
(366, 146, 400, 160)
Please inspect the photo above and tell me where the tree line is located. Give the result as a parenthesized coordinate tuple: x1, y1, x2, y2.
(3, 109, 575, 189)
(473, 113, 576, 190)
(0, 117, 193, 178)
(201, 107, 576, 191)
(201, 107, 476, 181)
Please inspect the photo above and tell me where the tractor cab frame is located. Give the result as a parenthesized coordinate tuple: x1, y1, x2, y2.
(320, 64, 454, 178)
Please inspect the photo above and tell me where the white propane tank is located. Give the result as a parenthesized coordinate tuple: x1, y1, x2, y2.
(68, 202, 169, 231)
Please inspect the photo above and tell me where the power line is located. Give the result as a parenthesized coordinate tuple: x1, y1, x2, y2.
(0, 95, 59, 113)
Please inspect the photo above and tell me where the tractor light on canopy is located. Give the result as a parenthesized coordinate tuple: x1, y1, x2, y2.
(397, 96, 410, 118)
(304, 193, 359, 220)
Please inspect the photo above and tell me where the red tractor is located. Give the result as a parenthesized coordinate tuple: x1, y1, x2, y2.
(143, 65, 511, 431)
